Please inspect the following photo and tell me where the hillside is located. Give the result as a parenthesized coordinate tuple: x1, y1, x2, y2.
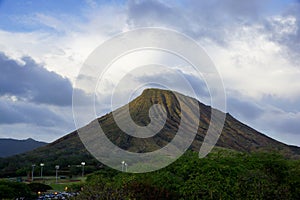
(0, 138, 47, 157)
(0, 88, 299, 176)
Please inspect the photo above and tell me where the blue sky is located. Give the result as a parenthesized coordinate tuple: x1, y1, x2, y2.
(0, 0, 126, 32)
(0, 0, 300, 146)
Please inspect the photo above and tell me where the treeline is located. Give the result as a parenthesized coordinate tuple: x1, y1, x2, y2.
(75, 150, 300, 200)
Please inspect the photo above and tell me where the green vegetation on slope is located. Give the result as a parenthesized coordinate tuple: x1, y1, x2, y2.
(75, 150, 300, 200)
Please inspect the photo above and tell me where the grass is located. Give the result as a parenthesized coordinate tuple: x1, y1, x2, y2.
(1, 175, 86, 192)
(40, 176, 86, 192)
(49, 183, 69, 191)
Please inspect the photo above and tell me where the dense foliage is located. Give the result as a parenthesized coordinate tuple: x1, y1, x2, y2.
(28, 182, 53, 193)
(0, 181, 54, 199)
(0, 180, 36, 199)
(75, 150, 300, 200)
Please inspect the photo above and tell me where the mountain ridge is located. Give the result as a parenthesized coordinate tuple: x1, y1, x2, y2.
(0, 138, 47, 158)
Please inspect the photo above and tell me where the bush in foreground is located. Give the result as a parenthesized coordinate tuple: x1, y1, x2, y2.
(0, 180, 35, 199)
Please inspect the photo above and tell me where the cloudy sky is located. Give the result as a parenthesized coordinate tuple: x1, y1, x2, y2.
(0, 0, 300, 146)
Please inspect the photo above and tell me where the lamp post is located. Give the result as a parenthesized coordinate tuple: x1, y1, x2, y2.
(55, 165, 59, 183)
(124, 162, 128, 172)
(32, 164, 36, 181)
(40, 163, 44, 179)
(81, 162, 85, 177)
(121, 161, 125, 172)
(121, 161, 128, 172)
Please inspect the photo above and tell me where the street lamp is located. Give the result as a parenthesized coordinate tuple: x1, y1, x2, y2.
(40, 163, 44, 179)
(124, 162, 128, 172)
(81, 162, 85, 177)
(55, 165, 59, 183)
(121, 161, 125, 172)
(32, 164, 36, 181)
(121, 161, 128, 172)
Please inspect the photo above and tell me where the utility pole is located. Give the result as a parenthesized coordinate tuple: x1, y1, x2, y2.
(125, 162, 128, 172)
(40, 163, 44, 179)
(121, 161, 128, 172)
(121, 161, 125, 172)
(81, 162, 85, 177)
(55, 165, 59, 183)
(32, 164, 36, 182)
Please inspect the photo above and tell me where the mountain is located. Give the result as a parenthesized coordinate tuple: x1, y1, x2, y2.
(0, 138, 47, 157)
(0, 88, 299, 176)
(81, 88, 300, 156)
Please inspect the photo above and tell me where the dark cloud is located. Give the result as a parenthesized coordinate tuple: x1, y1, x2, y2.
(227, 97, 263, 120)
(127, 0, 299, 66)
(0, 52, 72, 106)
(261, 98, 300, 136)
(179, 72, 210, 98)
(127, 0, 185, 27)
(226, 90, 300, 139)
(187, 0, 268, 19)
(275, 115, 300, 135)
(282, 4, 300, 54)
(0, 52, 77, 133)
(126, 0, 271, 44)
(261, 95, 300, 113)
(0, 98, 67, 127)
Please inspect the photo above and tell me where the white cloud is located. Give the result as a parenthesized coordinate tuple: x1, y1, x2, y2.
(270, 15, 298, 36)
(203, 24, 300, 100)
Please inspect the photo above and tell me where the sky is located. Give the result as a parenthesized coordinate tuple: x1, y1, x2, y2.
(0, 0, 300, 146)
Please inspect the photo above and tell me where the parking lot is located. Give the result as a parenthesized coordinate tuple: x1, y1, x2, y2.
(37, 191, 79, 200)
